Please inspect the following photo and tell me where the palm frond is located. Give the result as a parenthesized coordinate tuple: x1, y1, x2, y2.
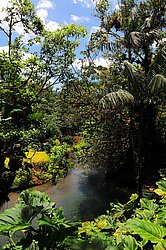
(145, 30, 158, 44)
(148, 45, 166, 79)
(149, 74, 166, 97)
(129, 32, 143, 48)
(129, 30, 158, 48)
(100, 89, 134, 109)
(101, 40, 118, 52)
(124, 61, 144, 96)
(140, 17, 152, 31)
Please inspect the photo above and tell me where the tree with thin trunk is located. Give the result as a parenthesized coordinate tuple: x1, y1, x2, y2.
(92, 0, 166, 194)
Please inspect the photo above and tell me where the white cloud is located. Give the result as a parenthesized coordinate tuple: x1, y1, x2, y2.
(36, 0, 54, 9)
(0, 1, 34, 44)
(36, 0, 59, 31)
(88, 25, 100, 39)
(72, 0, 95, 8)
(0, 0, 9, 11)
(13, 22, 34, 43)
(46, 21, 60, 31)
(0, 0, 10, 31)
(94, 57, 109, 67)
(71, 14, 90, 23)
(36, 9, 48, 23)
(23, 53, 32, 60)
(115, 4, 120, 10)
(14, 22, 25, 35)
(73, 0, 119, 10)
(0, 46, 8, 52)
(90, 25, 100, 34)
(72, 59, 85, 70)
(152, 41, 157, 49)
(0, 8, 7, 20)
(73, 57, 109, 70)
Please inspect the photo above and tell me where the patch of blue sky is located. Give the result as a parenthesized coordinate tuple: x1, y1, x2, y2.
(0, 0, 118, 68)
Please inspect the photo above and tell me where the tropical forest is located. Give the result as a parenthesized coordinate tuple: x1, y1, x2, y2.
(0, 0, 166, 249)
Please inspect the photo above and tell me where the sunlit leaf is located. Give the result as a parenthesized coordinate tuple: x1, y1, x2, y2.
(126, 218, 166, 243)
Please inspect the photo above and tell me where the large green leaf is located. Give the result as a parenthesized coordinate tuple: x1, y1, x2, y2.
(0, 190, 57, 237)
(126, 218, 166, 243)
(157, 207, 166, 226)
(139, 198, 158, 211)
(0, 204, 31, 236)
(37, 214, 70, 228)
(116, 234, 138, 250)
(135, 198, 158, 220)
(19, 189, 56, 216)
(153, 240, 166, 250)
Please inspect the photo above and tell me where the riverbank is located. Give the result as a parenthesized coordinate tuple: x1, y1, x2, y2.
(1, 166, 136, 219)
(0, 165, 137, 247)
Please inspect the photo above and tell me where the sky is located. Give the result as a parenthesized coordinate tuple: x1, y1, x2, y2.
(0, 0, 118, 66)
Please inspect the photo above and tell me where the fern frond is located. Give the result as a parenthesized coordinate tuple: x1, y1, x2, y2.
(100, 89, 134, 109)
(148, 45, 166, 79)
(124, 60, 137, 79)
(124, 61, 144, 96)
(149, 74, 166, 97)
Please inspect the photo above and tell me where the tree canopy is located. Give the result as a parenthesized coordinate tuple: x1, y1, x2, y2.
(0, 0, 166, 202)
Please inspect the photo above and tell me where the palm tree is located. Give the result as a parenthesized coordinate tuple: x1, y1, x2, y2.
(100, 43, 166, 194)
(93, 0, 166, 195)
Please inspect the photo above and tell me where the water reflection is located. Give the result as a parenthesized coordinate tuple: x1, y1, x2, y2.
(0, 167, 134, 220)
(0, 166, 136, 246)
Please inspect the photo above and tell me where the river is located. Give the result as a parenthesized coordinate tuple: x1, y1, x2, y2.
(0, 166, 135, 246)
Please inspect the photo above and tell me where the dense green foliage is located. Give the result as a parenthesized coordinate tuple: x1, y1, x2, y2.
(79, 0, 166, 193)
(0, 0, 87, 201)
(0, 176, 166, 249)
(0, 1, 166, 248)
(57, 0, 166, 192)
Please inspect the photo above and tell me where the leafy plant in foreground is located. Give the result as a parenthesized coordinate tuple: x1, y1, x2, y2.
(1, 176, 166, 249)
(0, 190, 78, 249)
(77, 177, 166, 249)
